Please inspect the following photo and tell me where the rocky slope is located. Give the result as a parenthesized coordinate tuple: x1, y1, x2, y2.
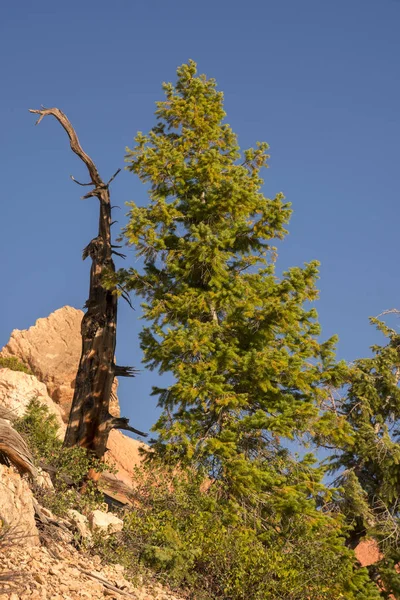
(0, 542, 183, 600)
(0, 307, 146, 488)
(0, 541, 181, 600)
(0, 306, 185, 600)
(0, 369, 64, 434)
(0, 461, 182, 600)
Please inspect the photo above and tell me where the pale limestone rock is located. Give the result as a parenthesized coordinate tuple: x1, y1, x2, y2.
(0, 307, 148, 499)
(0, 368, 65, 435)
(67, 509, 91, 539)
(0, 306, 120, 421)
(88, 510, 123, 534)
(0, 464, 39, 547)
(35, 467, 54, 490)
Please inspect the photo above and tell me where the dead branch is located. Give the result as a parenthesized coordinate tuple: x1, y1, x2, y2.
(106, 168, 121, 186)
(29, 107, 102, 186)
(114, 365, 137, 378)
(78, 568, 138, 598)
(109, 417, 147, 438)
(70, 175, 93, 187)
(121, 291, 134, 310)
(376, 308, 400, 318)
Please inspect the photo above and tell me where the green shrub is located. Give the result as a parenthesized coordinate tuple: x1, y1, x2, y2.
(11, 404, 380, 598)
(14, 398, 60, 461)
(0, 355, 32, 375)
(103, 465, 381, 600)
(14, 399, 107, 515)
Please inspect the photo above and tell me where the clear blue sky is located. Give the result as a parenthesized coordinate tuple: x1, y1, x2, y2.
(1, 0, 399, 434)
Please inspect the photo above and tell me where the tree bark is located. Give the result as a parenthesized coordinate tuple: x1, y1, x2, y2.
(0, 408, 37, 477)
(30, 107, 144, 459)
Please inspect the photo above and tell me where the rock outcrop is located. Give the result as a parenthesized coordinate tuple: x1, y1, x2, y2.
(0, 368, 64, 434)
(0, 308, 186, 600)
(0, 465, 39, 547)
(355, 538, 383, 567)
(0, 306, 146, 496)
(67, 509, 91, 540)
(0, 306, 120, 421)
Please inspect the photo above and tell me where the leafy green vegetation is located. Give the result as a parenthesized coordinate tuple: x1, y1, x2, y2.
(98, 464, 378, 600)
(14, 399, 107, 515)
(0, 355, 32, 375)
(330, 318, 400, 594)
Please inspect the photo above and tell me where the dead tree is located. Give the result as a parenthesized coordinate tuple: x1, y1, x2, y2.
(29, 107, 146, 459)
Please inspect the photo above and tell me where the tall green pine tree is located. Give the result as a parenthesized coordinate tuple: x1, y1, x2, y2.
(121, 60, 345, 487)
(116, 60, 383, 598)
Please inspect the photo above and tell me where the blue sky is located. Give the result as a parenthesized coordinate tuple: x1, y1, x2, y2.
(1, 0, 400, 434)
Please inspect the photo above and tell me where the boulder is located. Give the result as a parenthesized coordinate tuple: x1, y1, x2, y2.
(0, 465, 39, 547)
(1, 306, 120, 421)
(0, 368, 65, 434)
(67, 509, 92, 539)
(88, 510, 123, 534)
(36, 467, 54, 490)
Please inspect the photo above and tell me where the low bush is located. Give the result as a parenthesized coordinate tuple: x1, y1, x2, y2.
(14, 399, 107, 515)
(13, 401, 380, 598)
(0, 356, 32, 375)
(99, 464, 380, 600)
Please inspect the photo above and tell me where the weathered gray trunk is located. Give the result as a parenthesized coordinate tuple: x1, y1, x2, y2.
(65, 184, 118, 457)
(30, 107, 145, 459)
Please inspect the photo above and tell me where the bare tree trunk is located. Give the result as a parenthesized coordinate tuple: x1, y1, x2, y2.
(29, 107, 145, 459)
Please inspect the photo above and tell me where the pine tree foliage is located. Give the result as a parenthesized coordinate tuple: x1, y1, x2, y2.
(331, 317, 400, 594)
(122, 462, 381, 600)
(120, 60, 347, 487)
(115, 61, 385, 597)
(334, 319, 400, 510)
